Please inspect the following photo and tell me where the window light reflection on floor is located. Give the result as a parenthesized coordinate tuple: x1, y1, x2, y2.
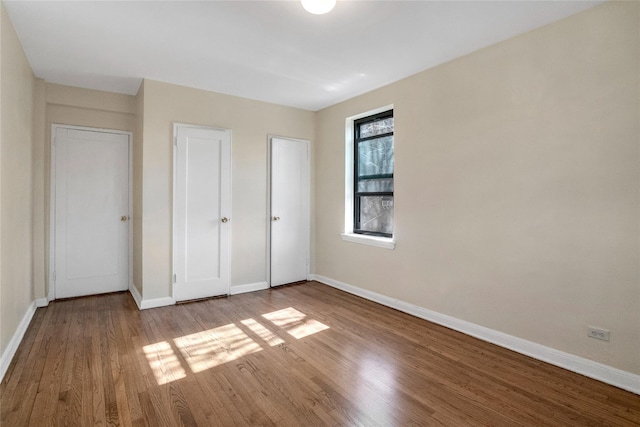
(355, 355, 397, 426)
(174, 324, 262, 373)
(241, 318, 284, 346)
(262, 307, 330, 339)
(262, 307, 306, 326)
(142, 308, 329, 385)
(142, 341, 187, 385)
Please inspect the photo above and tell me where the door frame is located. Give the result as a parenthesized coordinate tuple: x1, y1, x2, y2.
(172, 122, 233, 301)
(267, 135, 311, 287)
(49, 124, 133, 301)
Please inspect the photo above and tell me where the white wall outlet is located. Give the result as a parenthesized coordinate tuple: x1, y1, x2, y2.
(587, 326, 610, 342)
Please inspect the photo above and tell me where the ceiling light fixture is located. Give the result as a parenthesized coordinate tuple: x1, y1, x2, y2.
(301, 0, 336, 15)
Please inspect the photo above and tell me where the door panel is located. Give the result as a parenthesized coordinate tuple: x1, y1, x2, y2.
(270, 137, 310, 287)
(54, 127, 130, 298)
(174, 125, 231, 301)
(185, 136, 221, 282)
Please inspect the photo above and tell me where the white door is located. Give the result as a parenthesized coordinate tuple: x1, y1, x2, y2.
(174, 124, 231, 301)
(53, 126, 130, 299)
(270, 137, 310, 287)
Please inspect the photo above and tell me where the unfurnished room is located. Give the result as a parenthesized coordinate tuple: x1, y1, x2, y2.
(0, 0, 639, 425)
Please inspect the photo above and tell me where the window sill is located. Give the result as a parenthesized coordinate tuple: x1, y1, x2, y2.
(341, 233, 396, 250)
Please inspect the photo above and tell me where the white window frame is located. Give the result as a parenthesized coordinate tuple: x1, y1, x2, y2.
(341, 104, 396, 250)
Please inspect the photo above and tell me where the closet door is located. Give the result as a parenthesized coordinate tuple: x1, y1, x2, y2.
(53, 126, 130, 298)
(174, 124, 231, 301)
(270, 137, 310, 287)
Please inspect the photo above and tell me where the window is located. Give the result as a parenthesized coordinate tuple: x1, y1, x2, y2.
(353, 110, 394, 237)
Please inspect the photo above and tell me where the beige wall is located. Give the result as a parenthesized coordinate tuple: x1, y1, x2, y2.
(0, 1, 35, 356)
(138, 79, 315, 300)
(1, 2, 3, 356)
(132, 81, 144, 296)
(315, 1, 640, 374)
(31, 79, 45, 300)
(9, 75, 315, 307)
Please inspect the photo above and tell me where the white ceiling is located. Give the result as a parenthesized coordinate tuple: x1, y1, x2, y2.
(5, 0, 603, 111)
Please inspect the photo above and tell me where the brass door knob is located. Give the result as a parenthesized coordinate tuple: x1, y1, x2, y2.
(272, 216, 280, 221)
(120, 216, 128, 222)
(221, 217, 229, 223)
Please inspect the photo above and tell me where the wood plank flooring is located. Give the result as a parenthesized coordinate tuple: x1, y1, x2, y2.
(1, 281, 639, 426)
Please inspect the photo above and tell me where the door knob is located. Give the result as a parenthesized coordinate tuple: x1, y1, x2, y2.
(120, 216, 128, 222)
(272, 216, 280, 221)
(221, 217, 229, 223)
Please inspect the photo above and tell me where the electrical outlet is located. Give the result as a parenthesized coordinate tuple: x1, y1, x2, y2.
(587, 326, 610, 342)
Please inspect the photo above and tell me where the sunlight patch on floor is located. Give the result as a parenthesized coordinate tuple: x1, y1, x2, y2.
(241, 318, 284, 346)
(143, 307, 329, 385)
(174, 324, 262, 373)
(262, 307, 307, 326)
(287, 318, 330, 339)
(142, 341, 187, 385)
(262, 307, 330, 339)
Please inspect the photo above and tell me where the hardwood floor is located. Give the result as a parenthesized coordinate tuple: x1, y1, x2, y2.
(1, 281, 639, 426)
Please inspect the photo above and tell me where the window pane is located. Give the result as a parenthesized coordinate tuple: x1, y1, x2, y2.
(357, 178, 393, 193)
(358, 196, 393, 235)
(358, 136, 393, 177)
(359, 117, 394, 138)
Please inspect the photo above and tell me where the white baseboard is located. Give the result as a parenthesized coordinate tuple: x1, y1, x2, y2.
(309, 274, 640, 395)
(141, 296, 175, 310)
(129, 284, 143, 310)
(0, 301, 37, 382)
(230, 281, 269, 295)
(131, 281, 270, 308)
(129, 285, 175, 310)
(35, 297, 49, 307)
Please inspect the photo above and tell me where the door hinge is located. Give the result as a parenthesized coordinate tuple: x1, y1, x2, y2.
(173, 273, 177, 283)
